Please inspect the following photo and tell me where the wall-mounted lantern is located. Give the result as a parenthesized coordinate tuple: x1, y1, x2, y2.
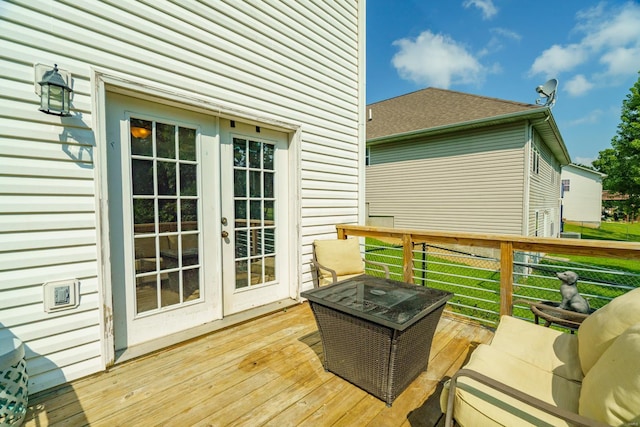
(36, 64, 73, 116)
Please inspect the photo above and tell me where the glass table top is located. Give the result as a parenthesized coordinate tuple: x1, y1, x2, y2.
(301, 275, 452, 330)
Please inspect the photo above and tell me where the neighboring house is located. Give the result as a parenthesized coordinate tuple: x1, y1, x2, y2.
(0, 1, 365, 393)
(366, 88, 570, 238)
(561, 164, 605, 226)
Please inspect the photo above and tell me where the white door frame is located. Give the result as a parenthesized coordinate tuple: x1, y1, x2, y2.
(92, 69, 302, 367)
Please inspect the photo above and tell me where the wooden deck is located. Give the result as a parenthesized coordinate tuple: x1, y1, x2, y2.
(24, 302, 493, 427)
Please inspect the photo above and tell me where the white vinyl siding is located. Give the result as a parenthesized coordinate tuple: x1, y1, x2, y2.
(0, 0, 363, 393)
(527, 130, 561, 237)
(560, 165, 603, 225)
(366, 123, 526, 235)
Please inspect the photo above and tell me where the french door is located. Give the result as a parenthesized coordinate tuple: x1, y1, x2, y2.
(106, 93, 292, 351)
(106, 92, 220, 350)
(220, 120, 291, 314)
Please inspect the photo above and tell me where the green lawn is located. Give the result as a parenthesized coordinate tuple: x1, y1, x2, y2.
(563, 221, 640, 242)
(560, 222, 640, 274)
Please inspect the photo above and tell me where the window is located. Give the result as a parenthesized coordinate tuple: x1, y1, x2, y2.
(562, 179, 570, 192)
(365, 146, 371, 166)
(531, 147, 540, 175)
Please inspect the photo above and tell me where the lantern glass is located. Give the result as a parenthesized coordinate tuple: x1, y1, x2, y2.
(38, 65, 72, 116)
(49, 85, 64, 112)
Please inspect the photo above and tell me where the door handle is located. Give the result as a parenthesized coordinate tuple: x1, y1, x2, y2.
(221, 231, 229, 238)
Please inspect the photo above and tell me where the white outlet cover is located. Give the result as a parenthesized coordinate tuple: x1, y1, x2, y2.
(43, 279, 80, 312)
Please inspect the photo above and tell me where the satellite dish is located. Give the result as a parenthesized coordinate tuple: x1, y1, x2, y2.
(535, 78, 558, 107)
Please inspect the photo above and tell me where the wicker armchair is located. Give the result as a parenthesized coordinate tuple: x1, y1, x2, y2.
(311, 238, 389, 287)
(441, 287, 640, 426)
(515, 299, 594, 332)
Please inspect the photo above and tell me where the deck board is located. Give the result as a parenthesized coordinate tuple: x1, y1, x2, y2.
(24, 303, 493, 427)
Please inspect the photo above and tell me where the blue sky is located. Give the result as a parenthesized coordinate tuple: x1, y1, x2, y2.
(366, 0, 640, 166)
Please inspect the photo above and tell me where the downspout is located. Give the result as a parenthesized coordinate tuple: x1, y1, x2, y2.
(357, 0, 367, 225)
(522, 122, 533, 237)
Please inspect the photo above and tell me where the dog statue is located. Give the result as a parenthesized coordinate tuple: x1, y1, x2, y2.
(556, 271, 590, 314)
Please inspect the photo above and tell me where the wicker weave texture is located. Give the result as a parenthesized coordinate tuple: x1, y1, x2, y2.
(310, 302, 445, 405)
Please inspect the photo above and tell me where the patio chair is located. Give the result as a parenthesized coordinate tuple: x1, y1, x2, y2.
(514, 299, 594, 333)
(311, 238, 389, 287)
(441, 287, 640, 426)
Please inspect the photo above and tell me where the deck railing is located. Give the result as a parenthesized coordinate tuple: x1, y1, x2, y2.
(336, 224, 640, 324)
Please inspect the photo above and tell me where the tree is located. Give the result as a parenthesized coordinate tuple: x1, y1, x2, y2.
(593, 71, 640, 220)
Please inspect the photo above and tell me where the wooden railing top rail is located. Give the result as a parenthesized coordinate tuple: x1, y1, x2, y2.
(336, 224, 640, 260)
(336, 224, 640, 316)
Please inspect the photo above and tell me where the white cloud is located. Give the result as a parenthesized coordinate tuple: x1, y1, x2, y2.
(529, 44, 588, 78)
(579, 3, 640, 51)
(599, 46, 640, 76)
(490, 28, 521, 42)
(565, 74, 594, 97)
(529, 2, 640, 93)
(392, 31, 485, 88)
(479, 28, 522, 57)
(462, 0, 498, 20)
(568, 109, 603, 126)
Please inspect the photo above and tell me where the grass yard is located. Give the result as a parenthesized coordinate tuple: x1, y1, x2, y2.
(563, 221, 640, 242)
(560, 221, 640, 274)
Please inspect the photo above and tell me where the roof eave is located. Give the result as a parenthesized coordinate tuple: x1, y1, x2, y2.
(367, 107, 572, 165)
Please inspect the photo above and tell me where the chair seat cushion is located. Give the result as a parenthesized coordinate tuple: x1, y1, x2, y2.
(579, 322, 640, 425)
(441, 344, 581, 426)
(314, 238, 364, 277)
(318, 273, 363, 287)
(489, 315, 582, 382)
(578, 287, 640, 375)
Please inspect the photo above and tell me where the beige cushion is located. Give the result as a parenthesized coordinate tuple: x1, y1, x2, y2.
(313, 238, 364, 278)
(318, 273, 362, 287)
(578, 287, 640, 375)
(579, 322, 640, 425)
(490, 315, 582, 382)
(441, 344, 580, 426)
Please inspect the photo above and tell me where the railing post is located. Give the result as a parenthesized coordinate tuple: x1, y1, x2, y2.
(337, 228, 346, 239)
(403, 234, 414, 284)
(500, 241, 513, 316)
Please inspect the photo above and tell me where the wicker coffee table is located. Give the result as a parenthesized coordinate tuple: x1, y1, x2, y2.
(301, 274, 452, 406)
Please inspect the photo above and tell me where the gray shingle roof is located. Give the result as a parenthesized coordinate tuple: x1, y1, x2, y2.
(366, 87, 540, 140)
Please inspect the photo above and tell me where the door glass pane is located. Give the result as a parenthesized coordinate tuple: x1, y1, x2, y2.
(236, 259, 248, 288)
(264, 172, 274, 198)
(132, 160, 154, 195)
(161, 271, 180, 307)
(248, 140, 260, 168)
(234, 170, 246, 197)
(157, 161, 176, 196)
(158, 199, 177, 232)
(234, 200, 246, 228)
(234, 138, 246, 167)
(182, 234, 199, 266)
(133, 199, 155, 234)
(263, 144, 274, 170)
(130, 118, 152, 156)
(136, 275, 158, 313)
(233, 138, 277, 289)
(156, 123, 176, 159)
(179, 127, 196, 161)
(180, 164, 197, 196)
(249, 171, 261, 197)
(181, 200, 198, 231)
(183, 268, 200, 301)
(130, 119, 202, 315)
